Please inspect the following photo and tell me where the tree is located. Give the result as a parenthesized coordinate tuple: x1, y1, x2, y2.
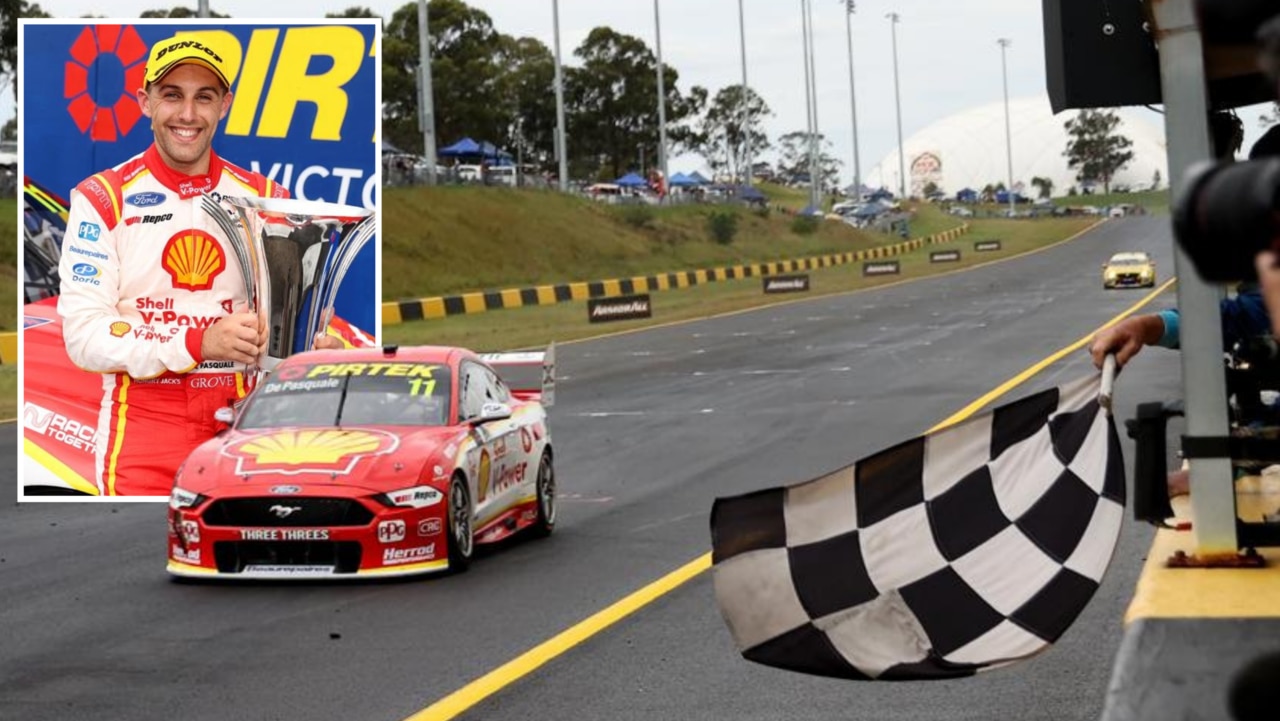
(139, 7, 229, 18)
(776, 131, 841, 189)
(1063, 109, 1134, 194)
(1, 0, 51, 102)
(326, 7, 381, 19)
(383, 0, 512, 156)
(565, 26, 704, 180)
(693, 84, 771, 183)
(493, 35, 556, 169)
(1030, 176, 1054, 199)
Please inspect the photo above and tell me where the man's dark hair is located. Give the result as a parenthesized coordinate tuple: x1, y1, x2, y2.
(1210, 111, 1244, 159)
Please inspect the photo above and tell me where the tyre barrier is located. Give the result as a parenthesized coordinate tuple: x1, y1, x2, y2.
(384, 224, 970, 324)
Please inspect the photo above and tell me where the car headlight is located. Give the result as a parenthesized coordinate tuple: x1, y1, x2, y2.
(169, 486, 206, 510)
(374, 485, 445, 509)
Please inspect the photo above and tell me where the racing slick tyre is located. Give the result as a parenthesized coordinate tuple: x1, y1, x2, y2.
(447, 473, 474, 573)
(529, 449, 556, 539)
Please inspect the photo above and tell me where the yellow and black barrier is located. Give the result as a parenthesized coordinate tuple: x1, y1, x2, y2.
(384, 224, 971, 325)
(0, 332, 16, 364)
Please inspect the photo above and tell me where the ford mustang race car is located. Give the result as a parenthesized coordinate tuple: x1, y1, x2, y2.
(1102, 251, 1156, 289)
(166, 344, 556, 580)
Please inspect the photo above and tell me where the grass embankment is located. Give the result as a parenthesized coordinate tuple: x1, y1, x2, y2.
(1052, 189, 1170, 213)
(1, 197, 18, 331)
(382, 190, 1097, 351)
(382, 185, 921, 300)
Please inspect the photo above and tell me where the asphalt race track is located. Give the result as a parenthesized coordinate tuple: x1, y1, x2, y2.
(1, 217, 1188, 721)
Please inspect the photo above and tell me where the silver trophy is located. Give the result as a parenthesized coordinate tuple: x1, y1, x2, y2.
(201, 195, 377, 376)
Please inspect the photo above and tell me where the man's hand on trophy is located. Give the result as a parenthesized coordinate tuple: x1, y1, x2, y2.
(313, 332, 345, 351)
(202, 312, 264, 365)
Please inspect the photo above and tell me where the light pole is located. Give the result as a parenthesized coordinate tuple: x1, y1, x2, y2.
(738, 0, 751, 186)
(998, 38, 1015, 215)
(887, 11, 905, 200)
(843, 0, 861, 200)
(552, 0, 568, 191)
(653, 0, 669, 199)
(418, 0, 438, 186)
(800, 0, 814, 202)
(801, 0, 821, 210)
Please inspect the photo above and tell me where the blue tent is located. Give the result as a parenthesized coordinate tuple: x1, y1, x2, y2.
(956, 188, 979, 203)
(439, 137, 482, 157)
(669, 172, 695, 187)
(735, 185, 766, 202)
(688, 171, 712, 185)
(615, 172, 649, 188)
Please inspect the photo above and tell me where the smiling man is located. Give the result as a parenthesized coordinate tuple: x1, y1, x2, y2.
(56, 34, 302, 496)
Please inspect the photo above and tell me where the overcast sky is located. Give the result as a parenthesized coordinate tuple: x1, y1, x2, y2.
(12, 0, 1275, 183)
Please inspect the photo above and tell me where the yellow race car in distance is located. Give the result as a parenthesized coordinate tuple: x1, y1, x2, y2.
(1102, 251, 1156, 289)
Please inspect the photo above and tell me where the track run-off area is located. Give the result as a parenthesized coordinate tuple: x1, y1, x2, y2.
(3, 217, 1184, 720)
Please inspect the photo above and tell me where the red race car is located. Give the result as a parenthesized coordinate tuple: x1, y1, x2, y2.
(166, 344, 556, 580)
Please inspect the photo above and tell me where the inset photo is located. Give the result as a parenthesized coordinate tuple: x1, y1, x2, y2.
(19, 17, 381, 499)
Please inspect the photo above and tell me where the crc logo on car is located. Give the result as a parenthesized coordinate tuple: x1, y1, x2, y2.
(63, 25, 149, 141)
(162, 230, 225, 291)
(417, 518, 442, 537)
(378, 520, 406, 543)
(109, 321, 131, 337)
(383, 545, 435, 566)
(224, 429, 399, 476)
(126, 191, 166, 207)
(70, 262, 100, 285)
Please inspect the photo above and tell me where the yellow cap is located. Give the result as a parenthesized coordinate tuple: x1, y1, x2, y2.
(143, 35, 230, 89)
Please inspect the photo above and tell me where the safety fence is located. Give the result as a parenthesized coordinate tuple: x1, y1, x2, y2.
(384, 225, 970, 324)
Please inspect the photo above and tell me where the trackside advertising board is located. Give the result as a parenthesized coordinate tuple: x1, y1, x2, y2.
(19, 20, 380, 332)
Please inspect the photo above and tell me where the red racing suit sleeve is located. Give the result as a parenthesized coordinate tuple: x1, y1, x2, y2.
(57, 176, 200, 378)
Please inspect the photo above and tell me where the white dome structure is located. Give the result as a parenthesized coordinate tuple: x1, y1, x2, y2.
(864, 95, 1168, 198)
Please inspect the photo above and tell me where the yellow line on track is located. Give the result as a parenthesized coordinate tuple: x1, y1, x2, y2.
(404, 554, 711, 720)
(405, 271, 1178, 721)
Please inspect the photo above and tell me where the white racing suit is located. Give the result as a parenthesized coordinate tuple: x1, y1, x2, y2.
(58, 144, 291, 496)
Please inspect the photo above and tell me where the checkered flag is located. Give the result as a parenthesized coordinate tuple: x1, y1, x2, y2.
(711, 372, 1125, 680)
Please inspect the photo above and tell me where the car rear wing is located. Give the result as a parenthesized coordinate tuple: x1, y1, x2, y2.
(480, 343, 556, 407)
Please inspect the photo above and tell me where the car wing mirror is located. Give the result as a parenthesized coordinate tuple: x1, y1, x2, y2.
(470, 402, 513, 426)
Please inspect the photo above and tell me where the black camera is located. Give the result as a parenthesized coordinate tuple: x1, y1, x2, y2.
(1172, 158, 1280, 281)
